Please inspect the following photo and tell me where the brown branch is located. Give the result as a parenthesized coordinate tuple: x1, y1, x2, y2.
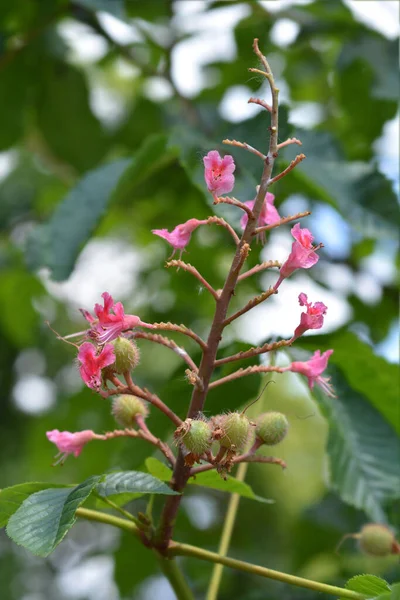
(125, 372, 182, 427)
(206, 215, 240, 245)
(212, 197, 253, 219)
(136, 415, 176, 467)
(253, 211, 311, 236)
(277, 137, 302, 150)
(132, 331, 198, 373)
(222, 139, 266, 160)
(190, 452, 286, 476)
(209, 365, 285, 390)
(166, 260, 219, 301)
(269, 154, 306, 185)
(238, 260, 281, 282)
(215, 339, 292, 367)
(223, 288, 276, 328)
(152, 322, 207, 350)
(248, 97, 272, 112)
(156, 38, 281, 552)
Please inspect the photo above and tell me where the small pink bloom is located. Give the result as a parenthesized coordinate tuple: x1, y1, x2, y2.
(291, 293, 327, 341)
(240, 192, 281, 242)
(81, 293, 154, 343)
(77, 341, 115, 389)
(286, 349, 335, 397)
(274, 223, 321, 290)
(152, 218, 207, 259)
(46, 429, 97, 464)
(203, 150, 235, 196)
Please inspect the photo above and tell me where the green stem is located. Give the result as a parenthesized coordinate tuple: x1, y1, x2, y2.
(96, 495, 142, 526)
(206, 462, 248, 600)
(156, 555, 195, 600)
(76, 507, 139, 536)
(169, 542, 365, 600)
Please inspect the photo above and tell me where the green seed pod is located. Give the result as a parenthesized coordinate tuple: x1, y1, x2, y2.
(112, 395, 148, 427)
(220, 412, 251, 451)
(255, 412, 289, 446)
(112, 337, 140, 373)
(175, 419, 212, 455)
(359, 524, 395, 557)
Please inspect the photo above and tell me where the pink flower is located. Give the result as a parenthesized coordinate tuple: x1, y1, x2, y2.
(81, 292, 154, 343)
(77, 342, 115, 389)
(274, 224, 321, 291)
(240, 192, 281, 242)
(46, 429, 97, 464)
(291, 293, 327, 341)
(152, 218, 207, 259)
(203, 150, 235, 196)
(286, 349, 335, 397)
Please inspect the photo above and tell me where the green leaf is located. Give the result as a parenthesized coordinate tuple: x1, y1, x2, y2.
(75, 0, 126, 18)
(26, 158, 130, 280)
(313, 367, 400, 522)
(6, 476, 100, 557)
(0, 482, 71, 528)
(36, 61, 108, 172)
(189, 470, 274, 504)
(146, 458, 274, 504)
(96, 471, 180, 497)
(339, 574, 391, 600)
(145, 457, 174, 481)
(298, 330, 400, 434)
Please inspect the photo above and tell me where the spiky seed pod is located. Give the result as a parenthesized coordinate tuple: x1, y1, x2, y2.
(112, 337, 140, 373)
(112, 395, 148, 427)
(359, 524, 396, 557)
(174, 418, 212, 455)
(219, 412, 251, 451)
(255, 411, 289, 446)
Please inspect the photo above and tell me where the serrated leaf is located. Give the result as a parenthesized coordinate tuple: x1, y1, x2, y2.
(6, 476, 100, 557)
(314, 367, 400, 522)
(298, 330, 400, 434)
(96, 471, 179, 497)
(146, 458, 274, 504)
(339, 574, 391, 600)
(0, 482, 71, 528)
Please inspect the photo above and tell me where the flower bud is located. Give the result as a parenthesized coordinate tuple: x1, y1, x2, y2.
(219, 412, 251, 451)
(255, 411, 289, 446)
(174, 418, 212, 455)
(112, 337, 140, 373)
(112, 395, 148, 427)
(359, 524, 396, 557)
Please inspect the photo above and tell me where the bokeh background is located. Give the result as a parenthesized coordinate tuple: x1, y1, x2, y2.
(0, 1, 399, 599)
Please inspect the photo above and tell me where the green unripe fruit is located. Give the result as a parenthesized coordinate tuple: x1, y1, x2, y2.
(112, 337, 140, 373)
(175, 419, 212, 455)
(359, 524, 395, 557)
(112, 395, 148, 427)
(255, 412, 289, 446)
(220, 412, 250, 451)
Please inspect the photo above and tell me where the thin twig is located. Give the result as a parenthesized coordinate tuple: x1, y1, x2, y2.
(277, 137, 302, 150)
(238, 261, 281, 282)
(132, 331, 198, 373)
(222, 139, 266, 160)
(125, 372, 183, 427)
(248, 97, 272, 112)
(269, 154, 306, 185)
(152, 322, 207, 350)
(136, 415, 176, 467)
(254, 211, 311, 236)
(223, 288, 276, 328)
(209, 365, 285, 390)
(214, 339, 291, 367)
(206, 215, 240, 245)
(166, 260, 219, 301)
(212, 197, 253, 219)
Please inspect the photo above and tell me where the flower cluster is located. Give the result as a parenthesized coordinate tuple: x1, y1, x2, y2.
(46, 144, 335, 465)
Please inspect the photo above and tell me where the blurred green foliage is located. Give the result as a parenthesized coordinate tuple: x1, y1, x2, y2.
(0, 1, 399, 599)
